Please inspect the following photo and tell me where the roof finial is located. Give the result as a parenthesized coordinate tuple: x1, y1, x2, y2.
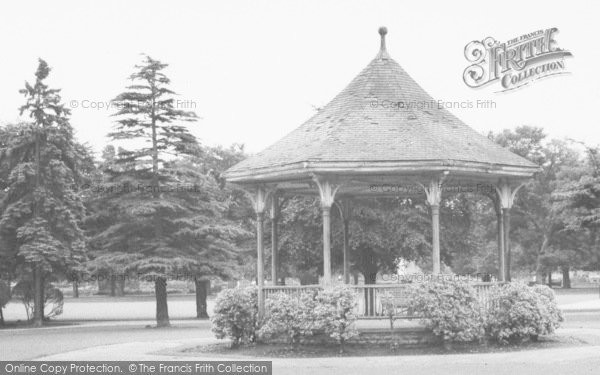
(378, 26, 388, 52)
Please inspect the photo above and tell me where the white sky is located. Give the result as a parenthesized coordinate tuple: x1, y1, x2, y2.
(1, 0, 599, 156)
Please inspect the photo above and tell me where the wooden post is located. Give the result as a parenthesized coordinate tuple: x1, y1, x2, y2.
(322, 206, 332, 285)
(248, 186, 271, 319)
(503, 207, 511, 282)
(335, 201, 351, 284)
(495, 180, 524, 283)
(270, 193, 280, 285)
(431, 204, 441, 275)
(256, 211, 265, 316)
(314, 177, 340, 286)
(420, 176, 445, 275)
(343, 217, 349, 284)
(497, 209, 505, 282)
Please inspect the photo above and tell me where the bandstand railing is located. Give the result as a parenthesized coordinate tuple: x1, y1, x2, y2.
(262, 281, 504, 319)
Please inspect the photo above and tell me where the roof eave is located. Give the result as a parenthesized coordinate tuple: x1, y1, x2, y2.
(224, 159, 540, 184)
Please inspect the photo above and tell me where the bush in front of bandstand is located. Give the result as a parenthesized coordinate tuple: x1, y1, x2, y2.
(257, 292, 317, 345)
(407, 279, 485, 343)
(485, 283, 563, 344)
(312, 286, 359, 352)
(258, 286, 358, 351)
(211, 285, 258, 347)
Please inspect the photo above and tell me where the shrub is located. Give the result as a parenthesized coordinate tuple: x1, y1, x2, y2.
(12, 280, 64, 321)
(258, 292, 316, 345)
(486, 282, 563, 344)
(408, 279, 485, 342)
(313, 286, 358, 352)
(211, 285, 258, 347)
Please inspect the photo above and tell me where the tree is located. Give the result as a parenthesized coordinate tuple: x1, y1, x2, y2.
(83, 145, 131, 297)
(92, 55, 201, 327)
(440, 193, 494, 276)
(277, 197, 324, 284)
(348, 198, 430, 284)
(167, 156, 251, 318)
(490, 127, 581, 283)
(0, 60, 86, 326)
(191, 144, 253, 317)
(553, 143, 600, 273)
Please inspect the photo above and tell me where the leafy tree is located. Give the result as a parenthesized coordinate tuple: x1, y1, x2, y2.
(349, 198, 430, 284)
(0, 60, 86, 326)
(490, 127, 581, 283)
(553, 144, 600, 273)
(277, 197, 323, 284)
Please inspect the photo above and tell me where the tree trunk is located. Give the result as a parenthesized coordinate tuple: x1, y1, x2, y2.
(547, 271, 552, 287)
(561, 266, 571, 289)
(0, 306, 4, 326)
(195, 279, 210, 319)
(115, 278, 125, 296)
(535, 235, 549, 284)
(110, 277, 116, 297)
(155, 277, 170, 327)
(40, 277, 45, 321)
(72, 280, 79, 298)
(32, 265, 43, 327)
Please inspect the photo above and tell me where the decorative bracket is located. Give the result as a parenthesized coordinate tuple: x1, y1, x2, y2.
(495, 179, 525, 209)
(245, 185, 273, 215)
(313, 176, 341, 209)
(417, 173, 448, 206)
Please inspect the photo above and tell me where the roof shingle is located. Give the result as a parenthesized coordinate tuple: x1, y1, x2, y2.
(225, 28, 538, 182)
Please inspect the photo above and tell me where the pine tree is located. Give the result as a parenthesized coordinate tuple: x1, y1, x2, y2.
(93, 55, 201, 327)
(0, 60, 86, 326)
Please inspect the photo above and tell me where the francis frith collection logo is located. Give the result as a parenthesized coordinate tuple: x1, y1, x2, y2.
(463, 27, 572, 92)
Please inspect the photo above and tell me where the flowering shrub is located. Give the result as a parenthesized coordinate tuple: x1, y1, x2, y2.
(408, 279, 485, 342)
(485, 283, 563, 344)
(313, 286, 358, 352)
(211, 286, 258, 347)
(258, 292, 316, 345)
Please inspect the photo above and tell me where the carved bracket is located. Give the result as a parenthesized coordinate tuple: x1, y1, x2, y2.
(495, 179, 525, 209)
(246, 186, 273, 214)
(417, 174, 447, 206)
(313, 176, 342, 209)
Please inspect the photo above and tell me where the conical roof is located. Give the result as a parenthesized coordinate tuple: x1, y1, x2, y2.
(225, 27, 538, 183)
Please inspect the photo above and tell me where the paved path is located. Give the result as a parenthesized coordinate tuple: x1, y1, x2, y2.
(3, 292, 600, 374)
(28, 313, 600, 375)
(0, 321, 213, 360)
(36, 335, 600, 375)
